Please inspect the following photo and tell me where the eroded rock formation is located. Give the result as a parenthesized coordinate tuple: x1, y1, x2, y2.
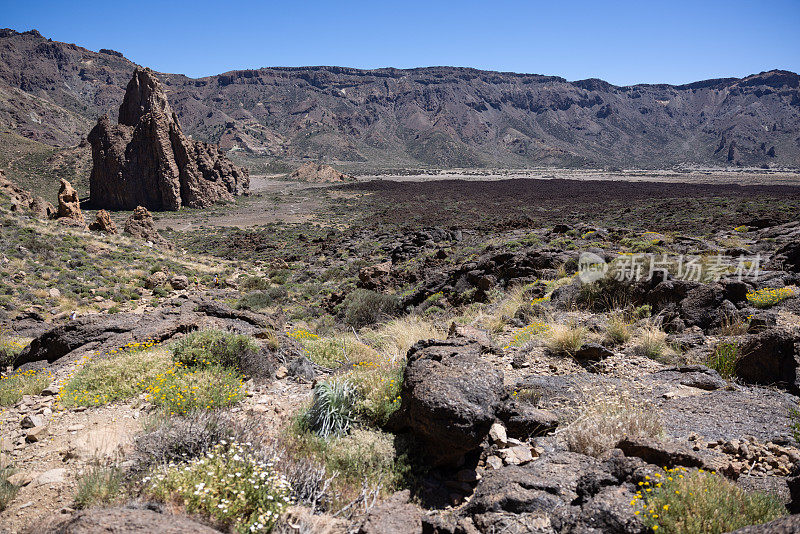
(124, 206, 171, 249)
(0, 169, 54, 218)
(290, 162, 353, 183)
(88, 209, 117, 234)
(88, 68, 248, 211)
(55, 179, 85, 225)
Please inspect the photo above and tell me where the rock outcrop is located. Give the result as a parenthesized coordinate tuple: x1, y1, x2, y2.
(88, 68, 248, 211)
(124, 206, 171, 248)
(88, 209, 117, 234)
(290, 162, 353, 183)
(394, 337, 504, 466)
(55, 179, 85, 226)
(0, 169, 54, 218)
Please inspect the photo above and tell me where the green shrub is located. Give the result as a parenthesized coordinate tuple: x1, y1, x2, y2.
(317, 428, 400, 484)
(633, 467, 785, 533)
(343, 289, 399, 328)
(545, 323, 586, 356)
(746, 287, 798, 308)
(0, 466, 18, 512)
(146, 441, 291, 533)
(1, 368, 53, 406)
(708, 342, 738, 379)
(58, 347, 171, 408)
(300, 379, 359, 439)
(236, 288, 287, 311)
(145, 364, 244, 415)
(0, 327, 24, 368)
(172, 330, 259, 369)
(605, 312, 632, 345)
(74, 464, 123, 509)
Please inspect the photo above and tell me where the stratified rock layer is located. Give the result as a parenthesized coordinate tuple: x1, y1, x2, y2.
(88, 68, 248, 211)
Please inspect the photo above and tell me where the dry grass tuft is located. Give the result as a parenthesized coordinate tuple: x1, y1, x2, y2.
(545, 323, 586, 356)
(605, 311, 633, 345)
(633, 323, 675, 362)
(562, 390, 662, 457)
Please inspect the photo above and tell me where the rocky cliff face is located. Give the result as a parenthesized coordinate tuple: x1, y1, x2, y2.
(1, 28, 800, 168)
(87, 68, 248, 211)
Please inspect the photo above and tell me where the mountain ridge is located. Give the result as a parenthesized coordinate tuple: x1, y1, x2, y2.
(1, 28, 799, 169)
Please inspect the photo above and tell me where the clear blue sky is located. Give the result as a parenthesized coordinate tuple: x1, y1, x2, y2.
(4, 0, 799, 85)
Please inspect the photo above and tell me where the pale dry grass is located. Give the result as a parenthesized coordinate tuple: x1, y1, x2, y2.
(562, 389, 662, 457)
(545, 323, 586, 356)
(633, 322, 675, 362)
(605, 311, 633, 345)
(371, 316, 445, 361)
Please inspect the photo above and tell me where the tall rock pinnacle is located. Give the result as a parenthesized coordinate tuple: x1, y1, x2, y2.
(88, 68, 248, 211)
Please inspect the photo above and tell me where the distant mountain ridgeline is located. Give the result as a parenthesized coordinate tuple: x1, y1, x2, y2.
(1, 28, 799, 169)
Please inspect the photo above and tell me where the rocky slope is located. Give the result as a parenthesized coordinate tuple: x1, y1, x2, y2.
(1, 28, 799, 168)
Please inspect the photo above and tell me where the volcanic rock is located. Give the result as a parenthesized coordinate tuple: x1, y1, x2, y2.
(735, 329, 798, 391)
(124, 206, 171, 249)
(393, 337, 503, 466)
(87, 209, 117, 234)
(56, 179, 85, 225)
(0, 169, 54, 218)
(88, 68, 248, 211)
(290, 162, 353, 183)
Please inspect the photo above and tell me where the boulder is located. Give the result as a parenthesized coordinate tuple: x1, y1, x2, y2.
(788, 463, 800, 513)
(394, 338, 504, 466)
(88, 209, 117, 234)
(49, 507, 221, 533)
(14, 295, 283, 369)
(496, 399, 559, 439)
(88, 68, 248, 211)
(169, 275, 189, 290)
(574, 342, 614, 361)
(735, 329, 798, 391)
(618, 437, 730, 474)
(358, 261, 393, 290)
(145, 271, 168, 289)
(777, 240, 800, 272)
(124, 206, 171, 249)
(290, 162, 353, 183)
(0, 169, 54, 218)
(56, 179, 85, 225)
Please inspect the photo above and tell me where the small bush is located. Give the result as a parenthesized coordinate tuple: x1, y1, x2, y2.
(146, 441, 291, 534)
(505, 321, 550, 349)
(746, 286, 798, 308)
(605, 312, 633, 345)
(320, 428, 402, 486)
(58, 347, 171, 408)
(633, 324, 674, 362)
(236, 287, 288, 311)
(74, 464, 122, 509)
(343, 289, 399, 328)
(172, 330, 260, 370)
(145, 363, 244, 415)
(563, 391, 662, 457)
(0, 326, 24, 368)
(0, 367, 52, 406)
(719, 315, 750, 336)
(300, 379, 359, 439)
(708, 342, 738, 379)
(545, 323, 586, 356)
(633, 467, 785, 533)
(0, 466, 19, 512)
(134, 411, 246, 470)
